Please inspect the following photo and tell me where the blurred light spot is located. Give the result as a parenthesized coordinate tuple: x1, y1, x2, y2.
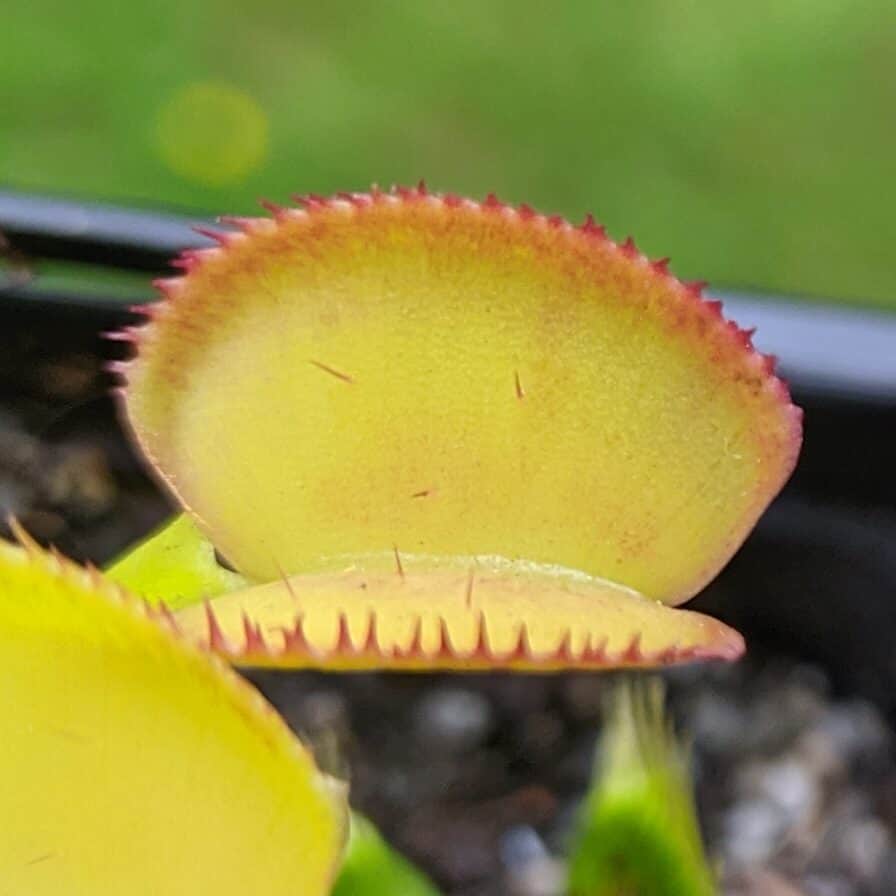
(154, 82, 268, 187)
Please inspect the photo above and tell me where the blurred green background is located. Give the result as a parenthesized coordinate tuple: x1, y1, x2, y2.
(2, 0, 894, 306)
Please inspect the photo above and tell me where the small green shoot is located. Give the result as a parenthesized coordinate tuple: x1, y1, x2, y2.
(567, 677, 717, 896)
(332, 813, 442, 896)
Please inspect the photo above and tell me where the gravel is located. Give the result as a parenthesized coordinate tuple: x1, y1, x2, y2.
(237, 657, 896, 895)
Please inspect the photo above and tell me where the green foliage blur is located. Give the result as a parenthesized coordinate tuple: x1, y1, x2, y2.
(2, 1, 893, 306)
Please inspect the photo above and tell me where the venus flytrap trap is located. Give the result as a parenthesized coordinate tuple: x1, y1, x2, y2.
(0, 185, 801, 893)
(107, 184, 799, 669)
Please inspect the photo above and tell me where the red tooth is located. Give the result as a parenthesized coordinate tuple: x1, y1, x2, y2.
(155, 601, 178, 631)
(152, 277, 183, 297)
(395, 617, 423, 659)
(171, 255, 197, 272)
(407, 616, 424, 655)
(580, 214, 606, 238)
(547, 214, 564, 229)
(620, 236, 638, 257)
(259, 199, 286, 217)
(684, 280, 709, 297)
(334, 612, 354, 653)
(761, 353, 778, 375)
(483, 192, 502, 209)
(651, 257, 671, 275)
(193, 226, 230, 245)
(173, 248, 218, 270)
(281, 615, 311, 654)
(472, 610, 492, 659)
(619, 632, 643, 664)
(360, 610, 378, 654)
(443, 193, 462, 208)
(204, 602, 228, 651)
(391, 183, 427, 200)
(128, 302, 157, 317)
(436, 616, 455, 658)
(505, 623, 532, 661)
(579, 633, 608, 664)
(102, 328, 135, 343)
(241, 613, 267, 653)
(518, 204, 536, 220)
(217, 215, 255, 230)
(197, 248, 221, 262)
(336, 191, 369, 207)
(104, 359, 130, 377)
(293, 193, 325, 209)
(553, 629, 574, 663)
(704, 299, 724, 315)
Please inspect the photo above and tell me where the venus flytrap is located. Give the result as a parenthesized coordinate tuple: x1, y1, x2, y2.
(0, 185, 801, 893)
(108, 184, 799, 669)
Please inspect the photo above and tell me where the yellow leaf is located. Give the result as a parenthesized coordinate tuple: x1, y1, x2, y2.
(172, 554, 743, 670)
(121, 188, 800, 606)
(0, 530, 347, 896)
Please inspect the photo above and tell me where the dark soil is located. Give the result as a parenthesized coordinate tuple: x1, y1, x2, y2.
(2, 324, 895, 896)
